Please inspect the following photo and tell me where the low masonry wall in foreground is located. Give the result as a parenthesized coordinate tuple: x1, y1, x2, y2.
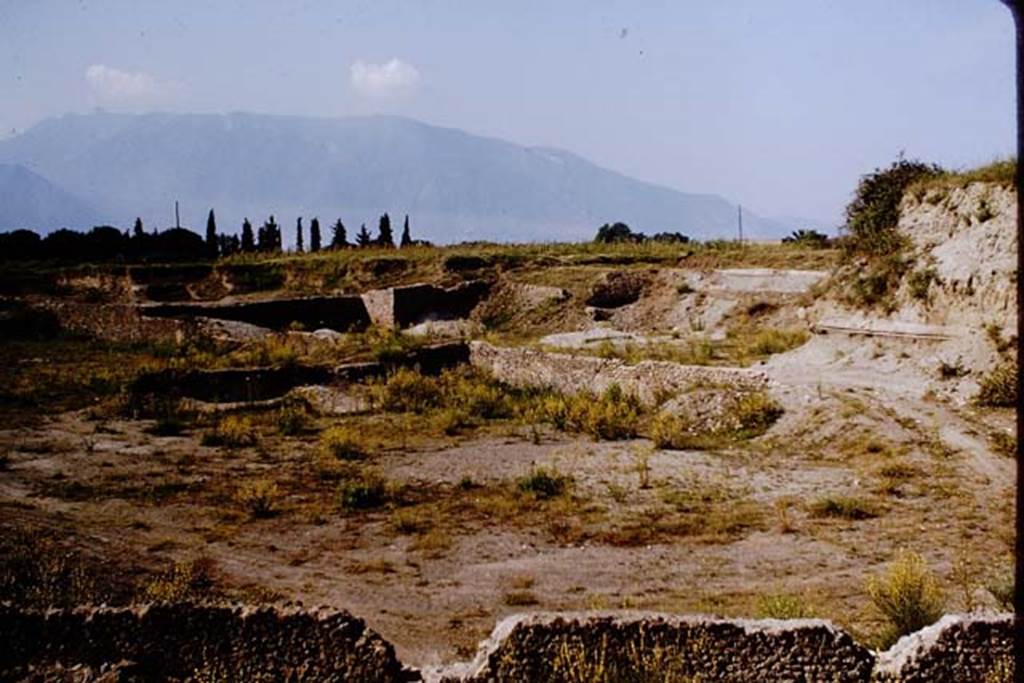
(0, 603, 409, 683)
(468, 341, 770, 404)
(1, 606, 1013, 682)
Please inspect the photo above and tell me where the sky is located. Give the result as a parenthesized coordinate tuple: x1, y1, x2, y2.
(0, 0, 1015, 226)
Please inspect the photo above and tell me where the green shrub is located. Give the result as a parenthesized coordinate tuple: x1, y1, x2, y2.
(537, 385, 642, 441)
(434, 407, 473, 435)
(845, 254, 912, 311)
(201, 415, 257, 448)
(371, 367, 442, 413)
(809, 495, 878, 520)
(844, 157, 943, 257)
(867, 550, 945, 647)
(734, 392, 785, 435)
(907, 268, 939, 301)
(143, 557, 218, 602)
(976, 359, 1017, 407)
(987, 572, 1014, 611)
(319, 425, 369, 460)
(517, 466, 570, 500)
(746, 328, 810, 357)
(649, 412, 698, 450)
(338, 468, 388, 510)
(989, 431, 1017, 459)
(276, 404, 310, 436)
(235, 480, 281, 518)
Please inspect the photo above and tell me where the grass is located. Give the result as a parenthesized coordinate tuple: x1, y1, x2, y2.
(276, 403, 311, 435)
(235, 479, 281, 518)
(908, 158, 1016, 192)
(338, 467, 390, 510)
(201, 415, 258, 448)
(517, 466, 572, 500)
(536, 385, 642, 440)
(755, 593, 812, 619)
(808, 495, 879, 521)
(976, 359, 1017, 407)
(866, 550, 945, 649)
(319, 425, 372, 460)
(143, 557, 218, 601)
(649, 391, 783, 450)
(989, 431, 1017, 459)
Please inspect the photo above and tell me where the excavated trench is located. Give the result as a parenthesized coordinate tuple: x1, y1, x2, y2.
(129, 342, 470, 406)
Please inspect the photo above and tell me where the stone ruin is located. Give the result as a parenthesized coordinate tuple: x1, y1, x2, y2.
(1, 605, 1013, 682)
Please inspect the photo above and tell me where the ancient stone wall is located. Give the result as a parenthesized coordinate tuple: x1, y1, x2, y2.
(37, 300, 190, 344)
(468, 341, 770, 404)
(143, 295, 372, 331)
(435, 612, 875, 683)
(873, 614, 1014, 682)
(363, 281, 492, 329)
(0, 603, 408, 683)
(4, 606, 1010, 682)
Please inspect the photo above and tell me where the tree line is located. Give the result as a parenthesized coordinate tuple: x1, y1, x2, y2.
(0, 211, 423, 263)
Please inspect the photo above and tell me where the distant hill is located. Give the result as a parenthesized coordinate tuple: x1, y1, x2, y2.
(0, 163, 103, 231)
(0, 111, 787, 242)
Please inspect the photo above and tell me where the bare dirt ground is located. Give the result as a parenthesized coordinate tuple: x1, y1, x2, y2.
(0, 325, 1013, 668)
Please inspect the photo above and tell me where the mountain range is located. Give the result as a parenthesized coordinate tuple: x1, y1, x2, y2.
(0, 111, 802, 243)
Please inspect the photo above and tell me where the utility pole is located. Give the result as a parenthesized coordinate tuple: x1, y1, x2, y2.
(737, 204, 744, 244)
(175, 200, 180, 229)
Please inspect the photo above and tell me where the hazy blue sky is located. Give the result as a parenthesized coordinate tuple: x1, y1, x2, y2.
(0, 1, 1014, 225)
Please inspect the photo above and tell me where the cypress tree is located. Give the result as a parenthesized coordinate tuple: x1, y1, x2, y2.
(310, 217, 321, 252)
(331, 219, 348, 249)
(400, 215, 412, 247)
(241, 218, 255, 252)
(261, 215, 281, 252)
(133, 217, 145, 238)
(296, 217, 304, 253)
(356, 223, 372, 247)
(377, 212, 394, 247)
(206, 209, 218, 258)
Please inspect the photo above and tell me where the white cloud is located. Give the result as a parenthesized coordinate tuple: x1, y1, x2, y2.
(85, 64, 172, 102)
(350, 58, 420, 97)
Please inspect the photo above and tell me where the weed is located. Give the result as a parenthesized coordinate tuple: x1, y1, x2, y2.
(989, 431, 1017, 459)
(276, 404, 310, 436)
(649, 412, 694, 450)
(319, 425, 370, 461)
(950, 551, 980, 612)
(976, 359, 1017, 407)
(755, 593, 811, 619)
(733, 392, 785, 435)
(202, 415, 257, 448)
(538, 385, 642, 440)
(371, 367, 443, 413)
(937, 359, 967, 380)
(235, 480, 281, 518)
(390, 508, 431, 534)
(907, 268, 939, 301)
(0, 529, 116, 607)
(143, 557, 218, 602)
(633, 445, 652, 489)
(338, 468, 389, 510)
(409, 527, 452, 556)
(808, 495, 878, 520)
(503, 590, 540, 606)
(517, 466, 571, 500)
(867, 550, 945, 648)
(736, 327, 810, 358)
(987, 571, 1014, 611)
(774, 499, 796, 534)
